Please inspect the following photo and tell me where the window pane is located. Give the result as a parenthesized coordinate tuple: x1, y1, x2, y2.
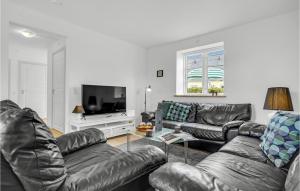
(185, 53, 203, 93)
(208, 49, 224, 66)
(208, 66, 224, 93)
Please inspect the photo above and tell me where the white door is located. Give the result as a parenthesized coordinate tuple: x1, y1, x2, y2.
(19, 61, 47, 118)
(52, 48, 66, 132)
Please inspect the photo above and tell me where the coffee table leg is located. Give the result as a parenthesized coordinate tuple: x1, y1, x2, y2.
(184, 141, 188, 164)
(127, 132, 130, 151)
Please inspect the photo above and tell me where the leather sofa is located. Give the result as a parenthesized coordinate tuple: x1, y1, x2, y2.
(144, 101, 252, 146)
(149, 122, 300, 191)
(0, 100, 167, 191)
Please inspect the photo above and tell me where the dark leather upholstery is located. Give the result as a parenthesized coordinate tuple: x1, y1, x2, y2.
(181, 123, 224, 141)
(1, 100, 167, 191)
(60, 145, 166, 191)
(150, 124, 298, 191)
(162, 120, 184, 129)
(0, 107, 67, 191)
(1, 154, 25, 191)
(238, 122, 266, 138)
(195, 152, 286, 191)
(196, 103, 251, 126)
(149, 162, 239, 191)
(285, 154, 300, 191)
(219, 136, 271, 164)
(156, 102, 251, 144)
(57, 128, 107, 155)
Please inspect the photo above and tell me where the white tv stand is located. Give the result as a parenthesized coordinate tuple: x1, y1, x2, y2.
(70, 114, 135, 138)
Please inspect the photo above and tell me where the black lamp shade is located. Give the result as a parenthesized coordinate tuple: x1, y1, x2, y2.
(263, 87, 293, 111)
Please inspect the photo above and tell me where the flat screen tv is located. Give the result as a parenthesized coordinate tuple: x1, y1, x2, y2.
(82, 85, 126, 115)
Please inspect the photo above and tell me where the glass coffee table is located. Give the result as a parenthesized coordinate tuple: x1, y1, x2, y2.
(127, 128, 198, 164)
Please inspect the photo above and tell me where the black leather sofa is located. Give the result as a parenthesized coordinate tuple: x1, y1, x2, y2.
(0, 100, 167, 191)
(143, 101, 252, 146)
(149, 122, 300, 191)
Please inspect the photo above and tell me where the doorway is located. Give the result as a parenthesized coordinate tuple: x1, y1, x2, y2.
(8, 23, 66, 132)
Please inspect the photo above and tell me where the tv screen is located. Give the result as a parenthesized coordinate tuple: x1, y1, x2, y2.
(82, 85, 126, 115)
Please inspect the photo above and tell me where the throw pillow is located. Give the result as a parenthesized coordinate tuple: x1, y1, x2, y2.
(165, 103, 191, 122)
(260, 112, 300, 168)
(157, 101, 173, 119)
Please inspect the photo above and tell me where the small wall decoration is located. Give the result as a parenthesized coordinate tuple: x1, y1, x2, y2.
(157, 70, 163, 77)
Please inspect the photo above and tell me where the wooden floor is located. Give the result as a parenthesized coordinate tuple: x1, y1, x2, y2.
(107, 134, 142, 147)
(50, 128, 142, 147)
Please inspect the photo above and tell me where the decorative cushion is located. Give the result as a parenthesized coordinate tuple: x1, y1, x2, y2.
(165, 103, 191, 122)
(260, 112, 300, 167)
(157, 100, 173, 119)
(0, 107, 67, 191)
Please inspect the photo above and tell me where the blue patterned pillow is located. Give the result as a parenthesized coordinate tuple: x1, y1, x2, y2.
(260, 112, 300, 167)
(165, 103, 191, 122)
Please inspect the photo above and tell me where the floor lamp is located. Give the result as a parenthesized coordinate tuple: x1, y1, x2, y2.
(144, 85, 152, 112)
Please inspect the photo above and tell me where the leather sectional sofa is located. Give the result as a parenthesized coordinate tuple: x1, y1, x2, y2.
(149, 122, 299, 191)
(143, 101, 252, 146)
(0, 100, 167, 191)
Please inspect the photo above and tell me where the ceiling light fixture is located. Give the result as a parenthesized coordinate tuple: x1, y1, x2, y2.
(18, 29, 37, 38)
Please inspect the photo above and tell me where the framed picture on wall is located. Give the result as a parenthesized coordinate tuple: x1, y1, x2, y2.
(157, 70, 163, 77)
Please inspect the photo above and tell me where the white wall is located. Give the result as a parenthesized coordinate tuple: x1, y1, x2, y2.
(2, 2, 147, 132)
(1, 0, 9, 99)
(146, 11, 299, 124)
(9, 43, 48, 64)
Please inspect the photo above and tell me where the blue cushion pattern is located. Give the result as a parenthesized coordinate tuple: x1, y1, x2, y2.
(260, 112, 300, 168)
(165, 103, 191, 122)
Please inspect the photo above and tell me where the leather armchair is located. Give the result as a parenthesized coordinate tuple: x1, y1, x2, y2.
(141, 111, 155, 124)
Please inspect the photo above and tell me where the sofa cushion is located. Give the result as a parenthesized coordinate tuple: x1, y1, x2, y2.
(157, 101, 173, 119)
(260, 112, 300, 167)
(196, 103, 251, 126)
(57, 128, 107, 156)
(195, 152, 286, 191)
(63, 143, 123, 174)
(219, 136, 271, 164)
(179, 102, 197, 123)
(166, 103, 191, 122)
(60, 145, 166, 191)
(162, 120, 185, 129)
(285, 154, 299, 191)
(181, 123, 224, 141)
(0, 107, 67, 191)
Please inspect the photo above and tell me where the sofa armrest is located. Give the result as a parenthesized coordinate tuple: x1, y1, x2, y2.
(238, 122, 266, 138)
(56, 128, 107, 155)
(149, 162, 239, 191)
(222, 120, 245, 140)
(61, 145, 167, 191)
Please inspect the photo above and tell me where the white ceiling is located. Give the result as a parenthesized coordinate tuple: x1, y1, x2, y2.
(9, 23, 64, 49)
(10, 0, 299, 48)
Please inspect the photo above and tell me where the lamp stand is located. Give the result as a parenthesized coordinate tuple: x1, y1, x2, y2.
(144, 88, 147, 112)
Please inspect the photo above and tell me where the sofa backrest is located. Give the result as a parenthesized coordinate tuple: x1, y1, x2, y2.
(196, 103, 252, 126)
(285, 154, 299, 191)
(0, 100, 67, 191)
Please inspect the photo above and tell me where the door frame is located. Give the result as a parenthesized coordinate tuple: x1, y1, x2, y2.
(49, 46, 66, 132)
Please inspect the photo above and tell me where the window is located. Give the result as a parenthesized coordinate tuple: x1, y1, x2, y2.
(176, 42, 224, 96)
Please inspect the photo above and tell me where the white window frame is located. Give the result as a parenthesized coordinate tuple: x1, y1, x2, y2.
(176, 42, 224, 96)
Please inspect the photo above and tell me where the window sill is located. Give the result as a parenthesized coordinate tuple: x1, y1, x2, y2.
(174, 94, 226, 97)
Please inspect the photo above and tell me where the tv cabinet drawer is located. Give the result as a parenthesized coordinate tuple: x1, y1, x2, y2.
(112, 125, 132, 136)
